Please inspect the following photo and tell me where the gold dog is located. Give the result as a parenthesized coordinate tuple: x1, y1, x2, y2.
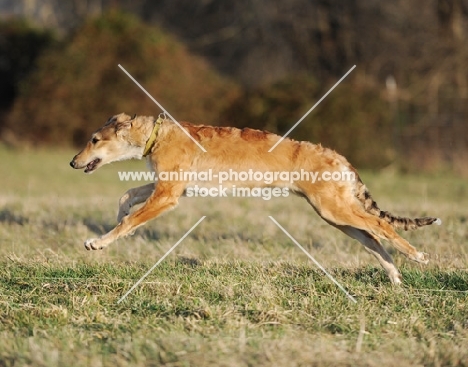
(70, 113, 441, 284)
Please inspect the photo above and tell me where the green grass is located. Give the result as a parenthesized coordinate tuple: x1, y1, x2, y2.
(0, 145, 467, 366)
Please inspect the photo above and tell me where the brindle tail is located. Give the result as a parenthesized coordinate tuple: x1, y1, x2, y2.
(356, 179, 442, 231)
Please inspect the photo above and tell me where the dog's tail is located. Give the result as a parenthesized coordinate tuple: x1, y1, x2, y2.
(355, 179, 442, 230)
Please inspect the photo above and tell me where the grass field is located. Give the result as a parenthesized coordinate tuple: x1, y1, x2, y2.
(0, 145, 467, 366)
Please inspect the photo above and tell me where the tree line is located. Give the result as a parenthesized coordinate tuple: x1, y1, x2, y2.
(0, 0, 467, 173)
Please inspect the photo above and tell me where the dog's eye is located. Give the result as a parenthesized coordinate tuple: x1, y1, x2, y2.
(92, 137, 100, 144)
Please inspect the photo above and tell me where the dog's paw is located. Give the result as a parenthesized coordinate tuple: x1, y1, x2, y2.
(409, 251, 429, 264)
(84, 238, 104, 251)
(389, 271, 403, 286)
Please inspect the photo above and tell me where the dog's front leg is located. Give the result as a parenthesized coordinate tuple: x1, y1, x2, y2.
(117, 183, 156, 222)
(85, 182, 184, 250)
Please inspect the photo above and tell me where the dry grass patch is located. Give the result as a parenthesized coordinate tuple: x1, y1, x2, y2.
(0, 146, 467, 366)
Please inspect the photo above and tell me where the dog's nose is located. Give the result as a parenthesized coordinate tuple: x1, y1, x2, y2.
(70, 160, 76, 168)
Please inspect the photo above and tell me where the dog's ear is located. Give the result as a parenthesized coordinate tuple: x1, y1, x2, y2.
(105, 116, 117, 126)
(115, 121, 132, 136)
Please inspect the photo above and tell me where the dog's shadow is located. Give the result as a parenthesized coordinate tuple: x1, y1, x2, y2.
(83, 219, 115, 235)
(141, 228, 165, 241)
(0, 209, 28, 225)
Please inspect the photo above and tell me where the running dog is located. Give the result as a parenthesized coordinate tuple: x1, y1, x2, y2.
(70, 113, 441, 284)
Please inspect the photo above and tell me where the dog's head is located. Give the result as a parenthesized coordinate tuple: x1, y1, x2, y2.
(70, 113, 151, 173)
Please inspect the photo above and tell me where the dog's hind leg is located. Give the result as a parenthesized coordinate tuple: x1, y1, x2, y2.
(333, 225, 402, 284)
(336, 208, 429, 264)
(85, 182, 185, 250)
(311, 196, 429, 264)
(117, 183, 155, 222)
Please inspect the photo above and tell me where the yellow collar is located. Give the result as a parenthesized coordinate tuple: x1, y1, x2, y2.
(143, 117, 164, 157)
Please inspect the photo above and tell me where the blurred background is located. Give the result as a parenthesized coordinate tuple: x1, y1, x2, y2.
(1, 0, 467, 174)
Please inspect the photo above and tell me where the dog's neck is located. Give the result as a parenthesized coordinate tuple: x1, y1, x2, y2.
(127, 115, 166, 157)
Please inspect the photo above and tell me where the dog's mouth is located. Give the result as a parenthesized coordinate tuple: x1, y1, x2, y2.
(84, 158, 101, 173)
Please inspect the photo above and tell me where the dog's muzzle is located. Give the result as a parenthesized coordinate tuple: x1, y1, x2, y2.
(70, 156, 101, 173)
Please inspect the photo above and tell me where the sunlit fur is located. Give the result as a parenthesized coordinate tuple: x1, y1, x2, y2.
(70, 113, 441, 284)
